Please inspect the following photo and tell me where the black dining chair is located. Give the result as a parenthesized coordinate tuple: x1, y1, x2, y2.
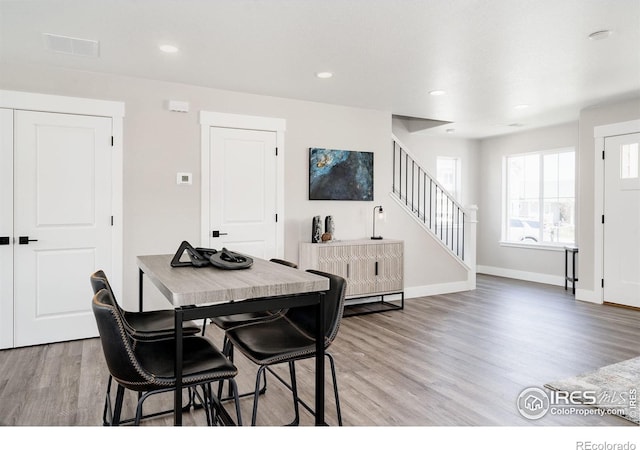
(92, 288, 242, 426)
(204, 258, 298, 398)
(90, 270, 203, 423)
(224, 269, 346, 426)
(90, 270, 200, 340)
(205, 258, 298, 333)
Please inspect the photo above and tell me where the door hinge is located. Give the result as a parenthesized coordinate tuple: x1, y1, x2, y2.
(602, 215, 605, 224)
(111, 136, 114, 147)
(601, 278, 604, 288)
(110, 216, 114, 226)
(275, 147, 278, 156)
(602, 150, 605, 160)
(275, 213, 278, 222)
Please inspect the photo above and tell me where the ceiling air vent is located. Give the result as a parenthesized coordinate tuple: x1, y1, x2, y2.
(43, 33, 99, 57)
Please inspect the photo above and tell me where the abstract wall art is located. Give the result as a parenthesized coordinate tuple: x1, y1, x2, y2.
(309, 148, 374, 201)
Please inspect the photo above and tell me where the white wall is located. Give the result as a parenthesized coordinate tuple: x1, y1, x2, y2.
(0, 61, 472, 309)
(476, 122, 579, 285)
(5, 63, 632, 309)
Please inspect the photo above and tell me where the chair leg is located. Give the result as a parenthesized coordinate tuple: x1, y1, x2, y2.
(259, 361, 268, 394)
(221, 338, 267, 400)
(134, 390, 160, 426)
(327, 352, 343, 426)
(202, 384, 213, 426)
(287, 361, 301, 426)
(228, 378, 243, 426)
(201, 318, 208, 336)
(251, 366, 267, 426)
(227, 342, 235, 398)
(112, 384, 125, 426)
(102, 375, 113, 426)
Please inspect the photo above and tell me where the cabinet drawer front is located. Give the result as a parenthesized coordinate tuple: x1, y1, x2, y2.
(317, 245, 349, 280)
(345, 244, 376, 296)
(376, 242, 404, 293)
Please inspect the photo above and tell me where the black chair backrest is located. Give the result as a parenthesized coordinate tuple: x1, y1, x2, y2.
(92, 288, 156, 390)
(284, 270, 346, 347)
(269, 258, 298, 269)
(90, 270, 122, 311)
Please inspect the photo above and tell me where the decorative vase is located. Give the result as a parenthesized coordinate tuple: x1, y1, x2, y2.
(312, 216, 322, 243)
(325, 215, 335, 238)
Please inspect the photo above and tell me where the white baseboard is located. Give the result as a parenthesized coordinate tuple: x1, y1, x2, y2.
(405, 280, 474, 299)
(575, 289, 603, 304)
(476, 265, 565, 287)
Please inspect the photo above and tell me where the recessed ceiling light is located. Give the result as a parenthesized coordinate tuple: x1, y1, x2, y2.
(159, 44, 179, 53)
(429, 90, 446, 96)
(588, 30, 612, 40)
(515, 104, 530, 110)
(316, 72, 333, 79)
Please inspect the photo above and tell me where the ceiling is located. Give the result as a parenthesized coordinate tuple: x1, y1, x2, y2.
(1, 0, 639, 138)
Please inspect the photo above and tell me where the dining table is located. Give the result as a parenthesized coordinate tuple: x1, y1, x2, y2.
(136, 253, 330, 426)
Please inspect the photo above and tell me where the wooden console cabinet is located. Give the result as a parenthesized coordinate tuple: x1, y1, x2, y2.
(299, 239, 404, 316)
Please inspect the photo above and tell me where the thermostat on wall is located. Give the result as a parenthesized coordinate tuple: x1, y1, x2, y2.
(177, 172, 192, 185)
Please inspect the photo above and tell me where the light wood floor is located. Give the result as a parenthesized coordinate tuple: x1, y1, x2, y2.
(1, 274, 639, 427)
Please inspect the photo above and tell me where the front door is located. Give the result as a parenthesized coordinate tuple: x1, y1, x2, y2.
(603, 132, 640, 308)
(13, 110, 113, 347)
(208, 127, 278, 259)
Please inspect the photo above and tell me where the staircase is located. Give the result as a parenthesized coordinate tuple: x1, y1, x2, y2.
(391, 135, 476, 272)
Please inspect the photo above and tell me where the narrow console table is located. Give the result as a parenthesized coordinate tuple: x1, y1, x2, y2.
(564, 246, 578, 295)
(299, 239, 404, 317)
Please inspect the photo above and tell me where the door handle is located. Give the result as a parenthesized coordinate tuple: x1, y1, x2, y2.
(19, 236, 38, 245)
(211, 230, 228, 238)
(0, 237, 10, 245)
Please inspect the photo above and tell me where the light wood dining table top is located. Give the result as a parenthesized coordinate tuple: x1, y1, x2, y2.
(137, 254, 329, 307)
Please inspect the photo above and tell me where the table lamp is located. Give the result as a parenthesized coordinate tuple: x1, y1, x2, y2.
(371, 205, 384, 240)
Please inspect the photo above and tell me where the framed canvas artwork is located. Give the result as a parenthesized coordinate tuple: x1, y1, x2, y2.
(309, 148, 374, 201)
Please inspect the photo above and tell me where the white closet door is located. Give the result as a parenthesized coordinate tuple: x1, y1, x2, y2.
(13, 110, 113, 347)
(0, 109, 14, 349)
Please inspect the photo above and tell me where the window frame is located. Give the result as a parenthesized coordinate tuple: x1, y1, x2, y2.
(501, 146, 576, 249)
(436, 156, 461, 202)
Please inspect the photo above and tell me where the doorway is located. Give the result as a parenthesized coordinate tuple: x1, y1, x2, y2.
(200, 111, 286, 259)
(0, 90, 123, 348)
(603, 132, 640, 307)
(592, 119, 640, 307)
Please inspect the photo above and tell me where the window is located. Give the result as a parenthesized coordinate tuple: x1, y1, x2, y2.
(503, 148, 575, 245)
(621, 143, 639, 179)
(437, 157, 461, 201)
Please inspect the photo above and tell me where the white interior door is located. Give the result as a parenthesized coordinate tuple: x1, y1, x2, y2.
(0, 109, 14, 349)
(603, 132, 640, 307)
(209, 127, 277, 259)
(13, 110, 113, 347)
